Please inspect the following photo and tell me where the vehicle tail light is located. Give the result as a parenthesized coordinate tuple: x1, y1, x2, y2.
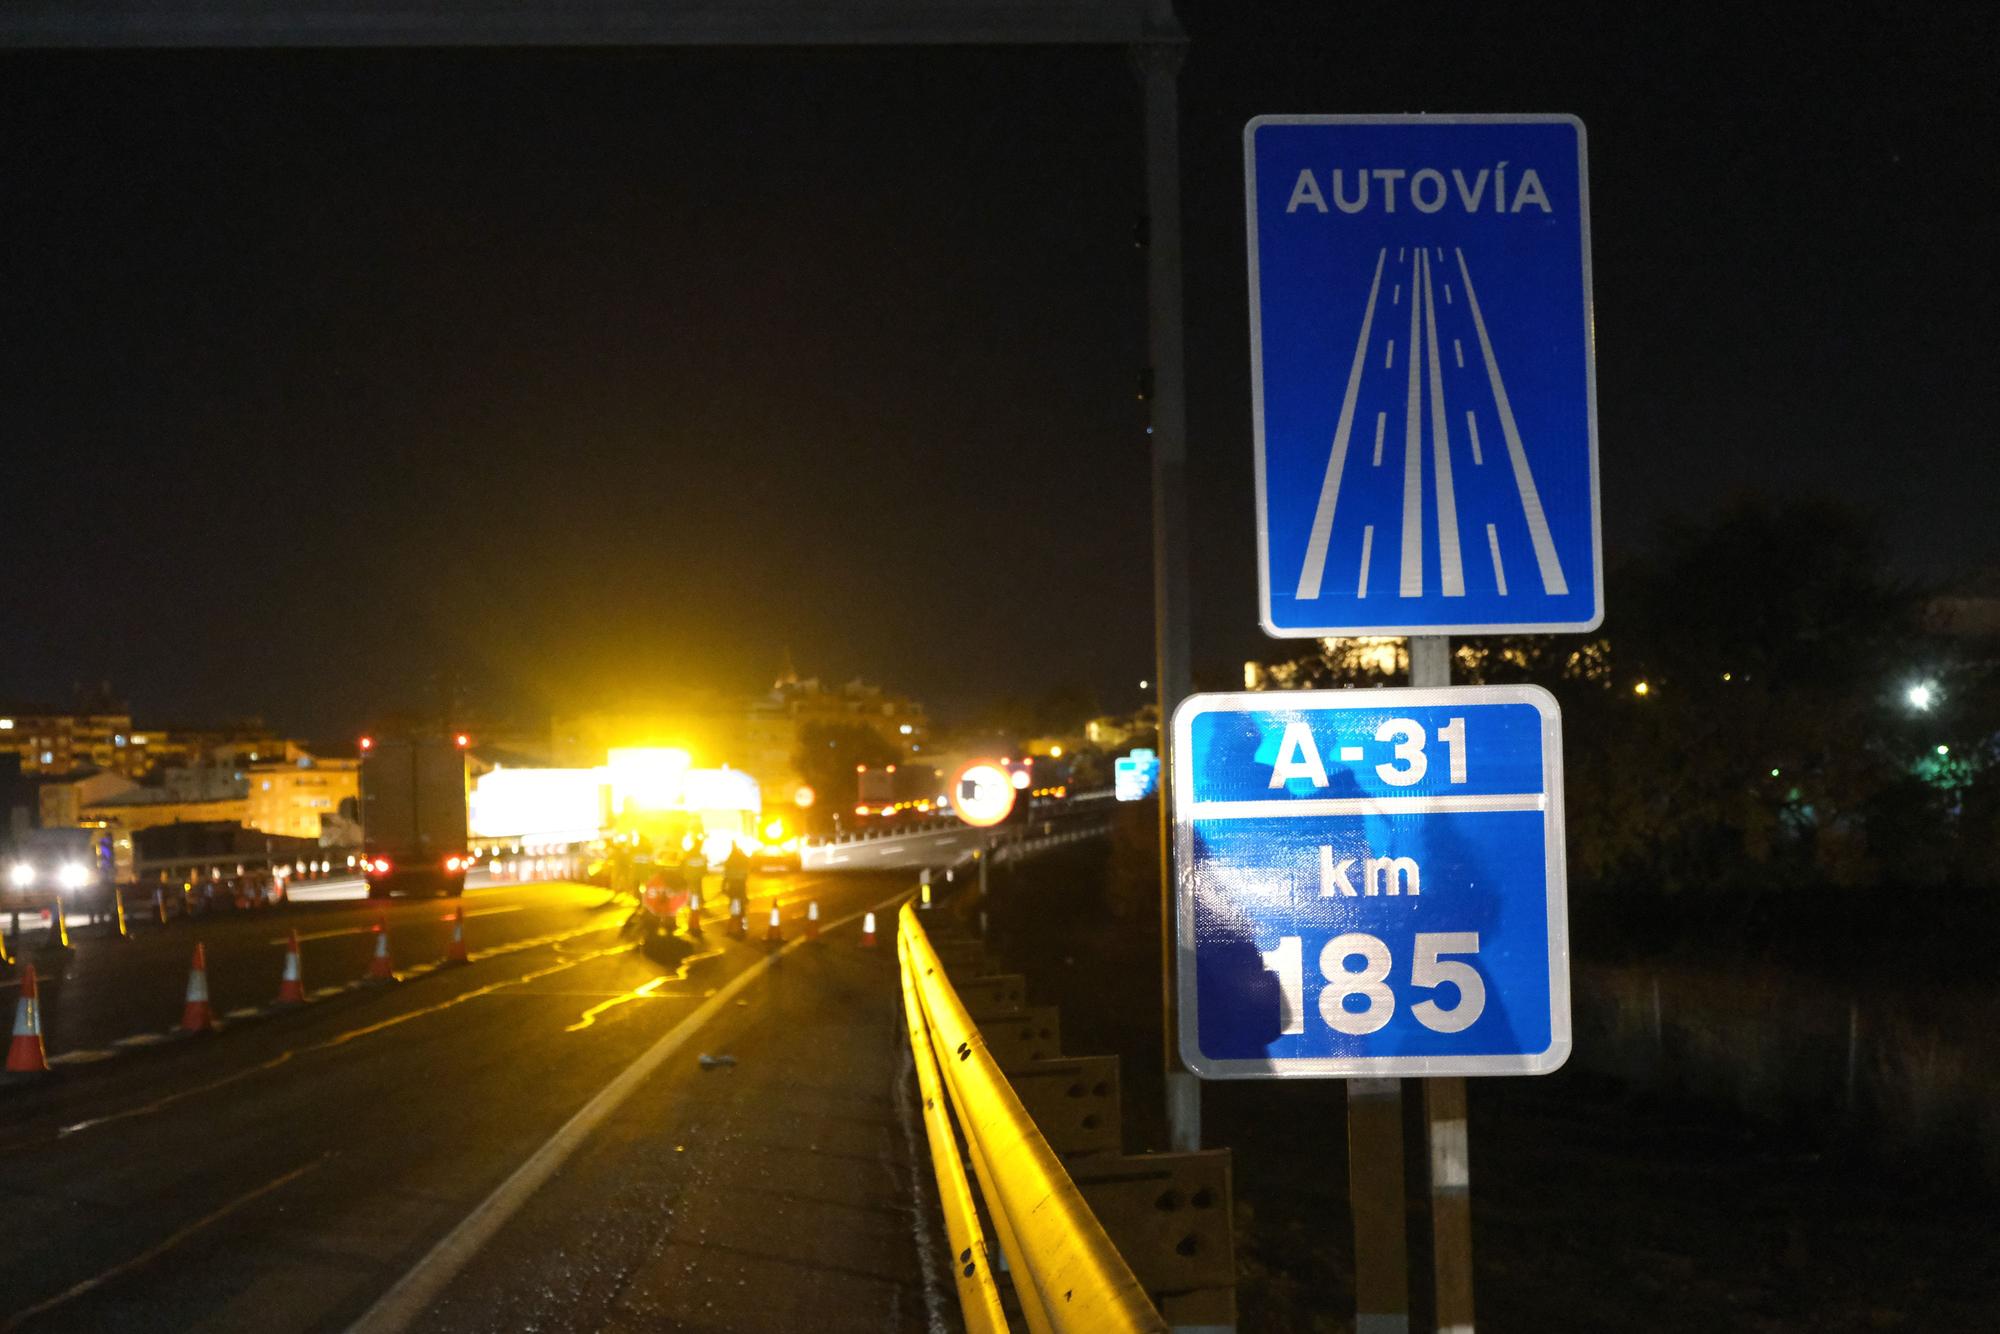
(445, 855, 463, 871)
(371, 858, 392, 875)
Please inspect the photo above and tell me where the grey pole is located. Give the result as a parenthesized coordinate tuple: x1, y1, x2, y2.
(1132, 24, 1197, 1153)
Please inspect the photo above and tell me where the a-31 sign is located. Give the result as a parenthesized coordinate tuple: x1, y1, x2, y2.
(1172, 686, 1570, 1078)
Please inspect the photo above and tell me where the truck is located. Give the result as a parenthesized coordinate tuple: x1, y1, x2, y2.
(359, 732, 470, 898)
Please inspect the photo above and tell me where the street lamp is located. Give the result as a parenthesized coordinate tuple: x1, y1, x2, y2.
(1906, 682, 1937, 711)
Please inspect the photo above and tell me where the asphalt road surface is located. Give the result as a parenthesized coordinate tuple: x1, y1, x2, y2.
(0, 871, 938, 1332)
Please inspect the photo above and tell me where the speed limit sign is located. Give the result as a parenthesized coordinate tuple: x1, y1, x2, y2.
(949, 758, 1017, 828)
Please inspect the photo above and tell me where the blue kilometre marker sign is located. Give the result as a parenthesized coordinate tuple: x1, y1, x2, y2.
(1247, 114, 1602, 637)
(1173, 686, 1570, 1078)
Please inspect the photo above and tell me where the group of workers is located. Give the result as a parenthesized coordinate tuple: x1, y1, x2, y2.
(613, 836, 751, 932)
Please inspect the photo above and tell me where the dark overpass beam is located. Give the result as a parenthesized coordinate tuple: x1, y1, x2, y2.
(0, 0, 1183, 49)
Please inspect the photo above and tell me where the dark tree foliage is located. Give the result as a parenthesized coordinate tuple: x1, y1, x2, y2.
(1249, 498, 1999, 902)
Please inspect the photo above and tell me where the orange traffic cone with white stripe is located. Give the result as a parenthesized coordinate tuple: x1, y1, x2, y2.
(764, 905, 784, 944)
(274, 930, 307, 1005)
(364, 919, 396, 984)
(443, 904, 470, 966)
(181, 943, 216, 1033)
(858, 912, 878, 949)
(729, 898, 747, 940)
(805, 901, 820, 940)
(686, 891, 704, 939)
(4, 965, 50, 1077)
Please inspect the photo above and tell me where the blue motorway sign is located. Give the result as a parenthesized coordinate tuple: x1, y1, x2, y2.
(1172, 686, 1570, 1078)
(1246, 115, 1602, 637)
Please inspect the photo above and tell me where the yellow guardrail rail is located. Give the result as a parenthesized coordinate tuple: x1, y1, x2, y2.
(899, 903, 1168, 1334)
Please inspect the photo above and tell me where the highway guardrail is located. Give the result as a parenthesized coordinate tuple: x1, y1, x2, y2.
(899, 903, 1236, 1332)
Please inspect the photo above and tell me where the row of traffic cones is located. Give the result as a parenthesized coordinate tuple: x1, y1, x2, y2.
(4, 904, 477, 1079)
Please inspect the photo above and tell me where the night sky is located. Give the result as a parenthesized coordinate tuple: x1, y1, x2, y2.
(3, 3, 1992, 735)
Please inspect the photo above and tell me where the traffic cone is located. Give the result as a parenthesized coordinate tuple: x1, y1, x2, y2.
(686, 891, 704, 939)
(364, 920, 396, 984)
(4, 965, 49, 1076)
(858, 912, 878, 949)
(764, 905, 784, 944)
(729, 898, 747, 939)
(805, 901, 820, 939)
(443, 905, 470, 966)
(181, 944, 216, 1033)
(274, 930, 307, 1005)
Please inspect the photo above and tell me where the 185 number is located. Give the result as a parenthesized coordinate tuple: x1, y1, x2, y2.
(1257, 932, 1486, 1037)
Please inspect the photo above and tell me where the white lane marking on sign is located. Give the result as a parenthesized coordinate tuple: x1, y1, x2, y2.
(1456, 246, 1567, 596)
(1357, 526, 1374, 598)
(1454, 337, 1464, 368)
(1488, 524, 1509, 596)
(1422, 250, 1464, 597)
(1399, 247, 1425, 597)
(1466, 410, 1484, 464)
(1372, 411, 1386, 466)
(1295, 247, 1387, 600)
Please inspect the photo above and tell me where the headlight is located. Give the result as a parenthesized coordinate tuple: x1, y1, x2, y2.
(7, 862, 33, 888)
(57, 862, 91, 891)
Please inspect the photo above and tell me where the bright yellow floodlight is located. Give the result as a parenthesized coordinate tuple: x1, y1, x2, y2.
(607, 747, 693, 812)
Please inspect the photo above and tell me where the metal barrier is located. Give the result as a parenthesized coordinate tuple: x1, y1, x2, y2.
(899, 903, 1170, 1334)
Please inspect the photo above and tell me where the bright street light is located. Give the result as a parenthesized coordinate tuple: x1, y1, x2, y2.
(1906, 683, 1936, 711)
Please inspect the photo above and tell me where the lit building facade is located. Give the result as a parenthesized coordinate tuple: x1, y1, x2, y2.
(247, 755, 361, 841)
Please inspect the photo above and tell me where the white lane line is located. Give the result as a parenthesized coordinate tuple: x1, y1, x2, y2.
(1445, 283, 1454, 305)
(1399, 247, 1425, 597)
(1456, 247, 1569, 596)
(3, 1157, 328, 1327)
(1421, 249, 1464, 597)
(47, 1049, 118, 1066)
(1487, 524, 1509, 595)
(113, 1033, 172, 1048)
(1454, 338, 1464, 368)
(1466, 410, 1484, 465)
(1392, 283, 1400, 306)
(1383, 339, 1394, 369)
(1372, 411, 1386, 466)
(1357, 526, 1374, 598)
(1435, 247, 1444, 260)
(347, 888, 912, 1334)
(1398, 246, 1406, 261)
(1294, 248, 1386, 601)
